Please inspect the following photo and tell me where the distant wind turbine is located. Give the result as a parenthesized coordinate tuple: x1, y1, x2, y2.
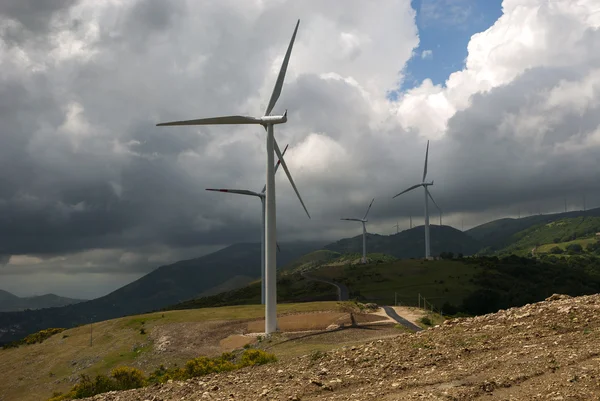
(392, 221, 400, 234)
(393, 140, 436, 259)
(206, 145, 306, 305)
(157, 20, 308, 334)
(341, 198, 375, 264)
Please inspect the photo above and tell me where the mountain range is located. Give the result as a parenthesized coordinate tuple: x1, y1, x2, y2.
(0, 290, 84, 312)
(1, 207, 599, 344)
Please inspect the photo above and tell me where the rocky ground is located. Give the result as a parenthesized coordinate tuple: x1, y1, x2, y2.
(84, 294, 600, 400)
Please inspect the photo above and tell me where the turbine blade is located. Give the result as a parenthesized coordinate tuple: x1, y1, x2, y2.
(422, 140, 429, 182)
(392, 183, 422, 199)
(426, 188, 441, 211)
(264, 20, 300, 116)
(277, 242, 281, 252)
(362, 198, 375, 220)
(274, 139, 310, 219)
(205, 188, 262, 197)
(341, 218, 362, 222)
(262, 142, 289, 193)
(157, 115, 261, 127)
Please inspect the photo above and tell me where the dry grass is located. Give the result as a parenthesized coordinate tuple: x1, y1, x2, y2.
(0, 302, 340, 401)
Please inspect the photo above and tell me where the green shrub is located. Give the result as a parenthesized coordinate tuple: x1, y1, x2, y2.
(111, 367, 146, 390)
(239, 349, 277, 366)
(49, 349, 277, 400)
(419, 316, 433, 327)
(3, 328, 66, 350)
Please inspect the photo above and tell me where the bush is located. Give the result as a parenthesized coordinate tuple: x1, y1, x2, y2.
(550, 246, 564, 255)
(3, 328, 66, 349)
(49, 349, 278, 400)
(111, 367, 146, 390)
(566, 243, 583, 255)
(419, 316, 433, 327)
(239, 349, 277, 366)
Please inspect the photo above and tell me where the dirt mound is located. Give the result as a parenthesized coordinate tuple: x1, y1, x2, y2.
(83, 294, 600, 400)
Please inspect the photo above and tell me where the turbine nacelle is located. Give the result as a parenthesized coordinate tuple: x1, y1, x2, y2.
(421, 181, 434, 187)
(260, 113, 287, 125)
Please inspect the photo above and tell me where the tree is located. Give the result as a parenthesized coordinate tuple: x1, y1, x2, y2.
(550, 246, 564, 255)
(566, 243, 583, 255)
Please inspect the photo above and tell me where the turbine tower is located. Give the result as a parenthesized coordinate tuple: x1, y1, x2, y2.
(341, 198, 375, 264)
(206, 144, 308, 305)
(392, 221, 400, 234)
(156, 20, 308, 334)
(393, 140, 435, 259)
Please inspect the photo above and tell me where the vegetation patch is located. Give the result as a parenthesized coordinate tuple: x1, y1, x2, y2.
(2, 328, 65, 350)
(48, 349, 277, 400)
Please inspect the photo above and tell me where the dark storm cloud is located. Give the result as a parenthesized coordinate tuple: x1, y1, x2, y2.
(0, 0, 78, 40)
(1, 0, 598, 296)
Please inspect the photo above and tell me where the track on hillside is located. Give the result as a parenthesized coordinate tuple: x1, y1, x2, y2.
(300, 272, 349, 301)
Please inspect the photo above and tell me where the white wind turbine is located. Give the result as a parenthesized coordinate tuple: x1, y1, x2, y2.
(393, 140, 437, 259)
(157, 20, 309, 334)
(205, 144, 309, 305)
(341, 198, 375, 264)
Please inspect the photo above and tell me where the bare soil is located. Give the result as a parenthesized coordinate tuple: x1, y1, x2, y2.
(82, 293, 600, 400)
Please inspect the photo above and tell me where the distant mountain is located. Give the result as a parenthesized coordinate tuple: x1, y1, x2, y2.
(0, 290, 85, 312)
(0, 241, 326, 344)
(467, 207, 600, 252)
(324, 225, 482, 258)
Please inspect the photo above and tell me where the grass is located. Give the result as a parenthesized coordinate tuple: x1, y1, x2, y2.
(537, 238, 597, 254)
(496, 216, 600, 256)
(0, 302, 340, 401)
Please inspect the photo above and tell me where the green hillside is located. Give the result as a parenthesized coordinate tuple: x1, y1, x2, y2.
(493, 216, 600, 257)
(467, 207, 600, 251)
(167, 253, 600, 317)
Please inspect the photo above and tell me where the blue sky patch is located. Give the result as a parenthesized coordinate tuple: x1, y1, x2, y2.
(389, 0, 503, 100)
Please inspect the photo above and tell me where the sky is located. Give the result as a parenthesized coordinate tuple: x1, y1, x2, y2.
(0, 0, 599, 299)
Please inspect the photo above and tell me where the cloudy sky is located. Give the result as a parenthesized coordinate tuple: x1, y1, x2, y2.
(1, 0, 599, 299)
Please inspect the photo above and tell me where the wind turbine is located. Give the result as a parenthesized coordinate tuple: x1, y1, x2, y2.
(341, 198, 375, 264)
(393, 140, 435, 259)
(156, 20, 309, 334)
(392, 221, 400, 234)
(206, 145, 301, 305)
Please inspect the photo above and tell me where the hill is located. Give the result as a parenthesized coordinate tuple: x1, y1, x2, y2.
(0, 301, 357, 401)
(495, 216, 600, 257)
(325, 225, 482, 258)
(54, 294, 600, 400)
(0, 290, 85, 312)
(168, 254, 600, 317)
(0, 241, 325, 345)
(466, 207, 600, 251)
